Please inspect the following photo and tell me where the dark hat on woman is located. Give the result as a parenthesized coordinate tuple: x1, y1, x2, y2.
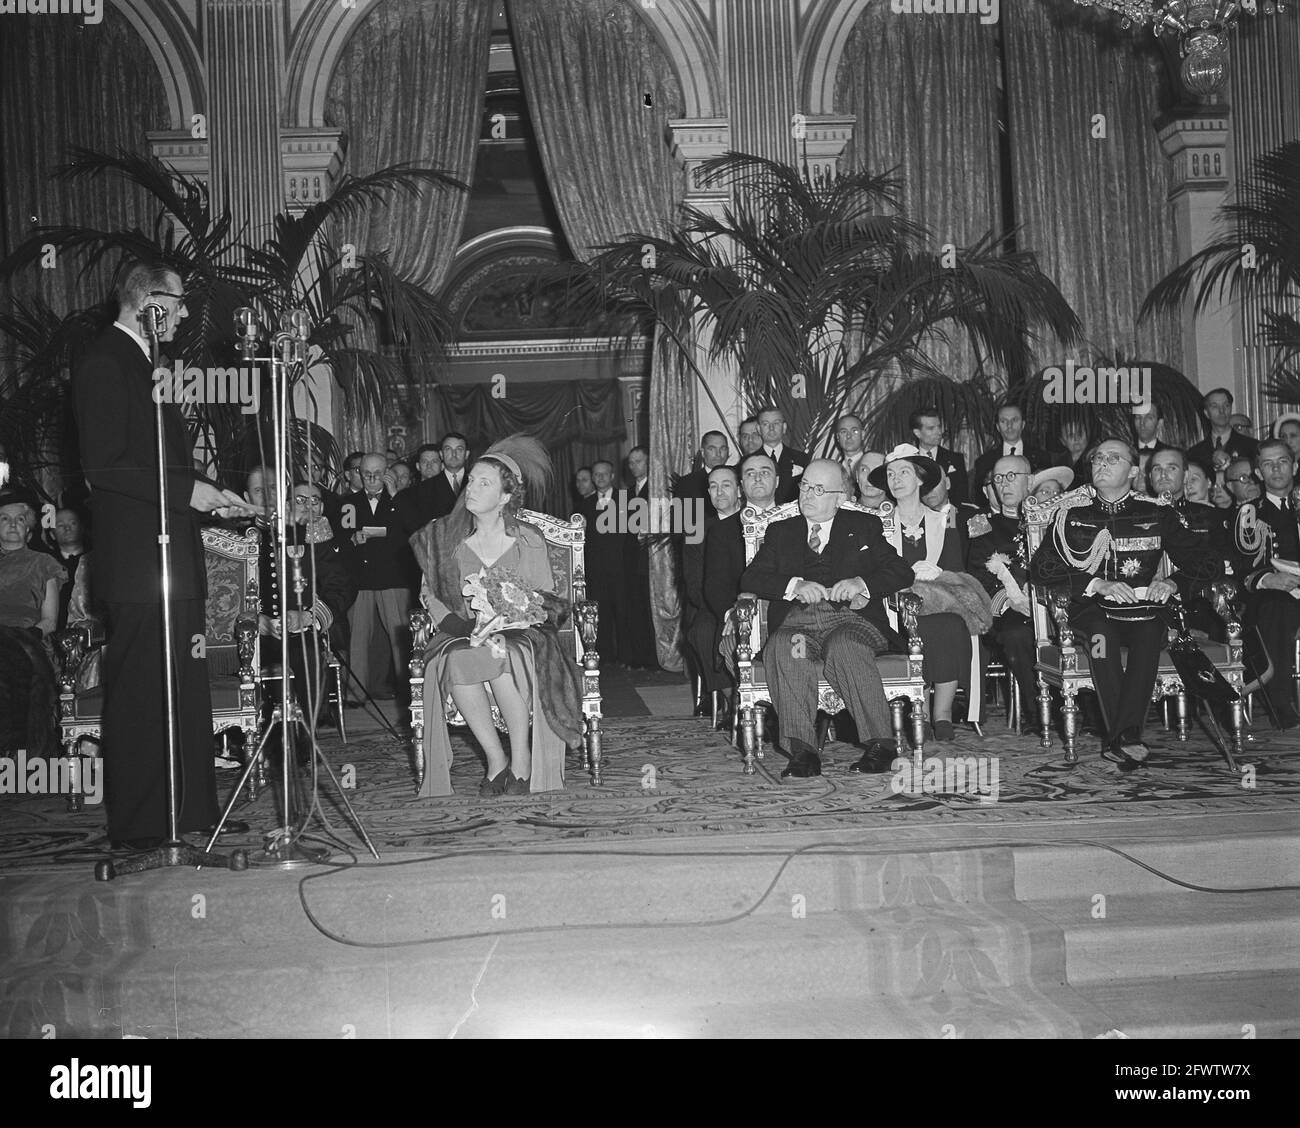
(0, 485, 41, 512)
(868, 444, 942, 496)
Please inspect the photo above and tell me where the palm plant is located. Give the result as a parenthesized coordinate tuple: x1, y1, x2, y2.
(558, 152, 1082, 458)
(1141, 141, 1300, 409)
(0, 147, 463, 493)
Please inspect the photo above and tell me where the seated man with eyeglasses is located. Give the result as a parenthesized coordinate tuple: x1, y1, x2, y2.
(967, 455, 1038, 718)
(739, 459, 913, 777)
(1029, 439, 1222, 766)
(255, 480, 356, 744)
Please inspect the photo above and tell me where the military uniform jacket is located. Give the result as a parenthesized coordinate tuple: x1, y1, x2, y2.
(1169, 497, 1232, 599)
(1232, 492, 1300, 592)
(1029, 489, 1221, 612)
(258, 519, 357, 651)
(967, 511, 1030, 615)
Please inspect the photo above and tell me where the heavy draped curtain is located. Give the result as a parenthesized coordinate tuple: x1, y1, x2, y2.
(0, 8, 168, 499)
(1004, 0, 1181, 370)
(0, 9, 167, 312)
(324, 0, 492, 453)
(834, 8, 1002, 456)
(429, 378, 626, 518)
(508, 0, 691, 669)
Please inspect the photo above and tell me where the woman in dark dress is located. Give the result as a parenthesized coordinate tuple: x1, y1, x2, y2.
(0, 487, 63, 756)
(871, 447, 987, 742)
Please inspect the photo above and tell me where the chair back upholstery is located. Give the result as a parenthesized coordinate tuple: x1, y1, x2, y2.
(202, 526, 261, 678)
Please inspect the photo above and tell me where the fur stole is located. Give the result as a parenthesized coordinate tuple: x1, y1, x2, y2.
(909, 571, 994, 635)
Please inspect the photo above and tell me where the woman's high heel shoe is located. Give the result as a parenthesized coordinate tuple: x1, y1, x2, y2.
(478, 767, 514, 798)
(505, 774, 531, 796)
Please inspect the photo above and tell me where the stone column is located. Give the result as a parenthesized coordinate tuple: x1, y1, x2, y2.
(1156, 111, 1237, 396)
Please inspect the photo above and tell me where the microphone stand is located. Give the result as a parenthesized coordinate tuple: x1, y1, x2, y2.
(211, 311, 377, 867)
(95, 306, 248, 880)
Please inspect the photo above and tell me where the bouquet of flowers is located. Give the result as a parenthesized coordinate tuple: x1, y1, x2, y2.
(463, 566, 546, 654)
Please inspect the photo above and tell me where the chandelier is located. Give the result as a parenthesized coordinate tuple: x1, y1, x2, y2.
(1072, 1, 1287, 96)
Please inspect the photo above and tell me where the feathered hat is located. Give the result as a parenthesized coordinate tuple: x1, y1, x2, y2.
(440, 433, 554, 543)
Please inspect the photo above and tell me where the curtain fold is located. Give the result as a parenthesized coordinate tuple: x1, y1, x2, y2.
(429, 377, 626, 517)
(508, 0, 690, 668)
(0, 9, 168, 312)
(324, 0, 492, 293)
(833, 7, 1002, 454)
(1004, 0, 1181, 370)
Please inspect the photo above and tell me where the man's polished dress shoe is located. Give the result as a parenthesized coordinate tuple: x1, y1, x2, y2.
(780, 738, 822, 778)
(849, 738, 898, 774)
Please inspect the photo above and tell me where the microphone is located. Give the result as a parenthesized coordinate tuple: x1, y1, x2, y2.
(286, 308, 311, 341)
(138, 304, 168, 337)
(234, 307, 261, 358)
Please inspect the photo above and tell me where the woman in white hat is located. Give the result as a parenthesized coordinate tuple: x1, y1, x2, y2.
(1028, 465, 1074, 505)
(870, 446, 989, 741)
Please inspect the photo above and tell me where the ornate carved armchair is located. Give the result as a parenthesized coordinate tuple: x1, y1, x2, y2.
(408, 509, 604, 785)
(730, 501, 929, 774)
(1023, 489, 1245, 764)
(55, 526, 263, 808)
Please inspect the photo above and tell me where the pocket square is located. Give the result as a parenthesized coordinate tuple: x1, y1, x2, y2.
(859, 544, 871, 551)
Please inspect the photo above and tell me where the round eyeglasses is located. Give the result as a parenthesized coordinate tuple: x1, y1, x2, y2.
(992, 472, 1025, 485)
(798, 483, 843, 497)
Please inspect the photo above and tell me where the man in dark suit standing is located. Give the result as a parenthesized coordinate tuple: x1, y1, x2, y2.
(1188, 387, 1259, 475)
(757, 406, 809, 505)
(72, 262, 256, 849)
(621, 445, 659, 668)
(673, 431, 730, 502)
(1131, 401, 1171, 486)
(683, 465, 740, 711)
(578, 459, 625, 662)
(342, 453, 417, 707)
(972, 402, 1049, 502)
(740, 460, 914, 777)
(910, 407, 970, 508)
(397, 432, 469, 532)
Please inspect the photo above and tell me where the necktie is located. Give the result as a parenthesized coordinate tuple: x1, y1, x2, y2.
(808, 523, 822, 553)
(1009, 445, 1018, 457)
(453, 472, 462, 491)
(768, 448, 777, 460)
(1215, 437, 1224, 451)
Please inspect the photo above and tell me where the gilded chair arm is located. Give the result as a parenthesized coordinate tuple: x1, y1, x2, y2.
(234, 614, 257, 682)
(733, 595, 756, 663)
(574, 600, 599, 668)
(893, 591, 922, 637)
(410, 607, 431, 678)
(54, 627, 89, 695)
(1209, 579, 1244, 644)
(1046, 587, 1074, 647)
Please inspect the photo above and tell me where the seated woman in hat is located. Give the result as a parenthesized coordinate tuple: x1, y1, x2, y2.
(870, 446, 992, 742)
(409, 436, 582, 798)
(1028, 465, 1075, 506)
(0, 486, 63, 756)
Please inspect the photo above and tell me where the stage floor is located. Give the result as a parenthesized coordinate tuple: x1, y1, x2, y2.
(3, 690, 1298, 1039)
(2, 695, 1299, 871)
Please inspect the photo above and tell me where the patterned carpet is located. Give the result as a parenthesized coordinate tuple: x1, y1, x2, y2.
(2, 712, 1298, 871)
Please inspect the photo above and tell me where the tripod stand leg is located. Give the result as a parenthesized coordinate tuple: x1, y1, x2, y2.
(1193, 698, 1238, 772)
(308, 743, 381, 860)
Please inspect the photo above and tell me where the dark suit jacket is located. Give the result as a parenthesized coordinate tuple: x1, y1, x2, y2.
(972, 444, 1049, 499)
(341, 489, 417, 591)
(71, 325, 206, 603)
(673, 467, 709, 502)
(398, 470, 465, 532)
(921, 445, 970, 508)
(703, 511, 748, 621)
(772, 446, 811, 505)
(578, 491, 627, 584)
(1188, 431, 1259, 472)
(258, 521, 357, 652)
(740, 508, 913, 638)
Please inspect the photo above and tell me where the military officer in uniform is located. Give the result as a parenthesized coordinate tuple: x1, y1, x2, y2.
(1231, 438, 1300, 728)
(967, 455, 1038, 718)
(1030, 439, 1222, 766)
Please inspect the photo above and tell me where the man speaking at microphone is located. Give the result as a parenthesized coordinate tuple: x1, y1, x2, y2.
(72, 261, 256, 850)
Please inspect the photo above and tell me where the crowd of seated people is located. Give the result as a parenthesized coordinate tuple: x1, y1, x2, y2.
(681, 388, 1300, 775)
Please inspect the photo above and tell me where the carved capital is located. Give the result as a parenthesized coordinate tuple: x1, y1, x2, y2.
(668, 117, 732, 200)
(281, 128, 346, 213)
(1156, 110, 1230, 197)
(797, 113, 856, 189)
(147, 131, 210, 181)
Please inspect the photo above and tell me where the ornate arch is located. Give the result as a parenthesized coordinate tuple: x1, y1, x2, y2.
(112, 0, 203, 127)
(799, 0, 870, 114)
(284, 0, 724, 129)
